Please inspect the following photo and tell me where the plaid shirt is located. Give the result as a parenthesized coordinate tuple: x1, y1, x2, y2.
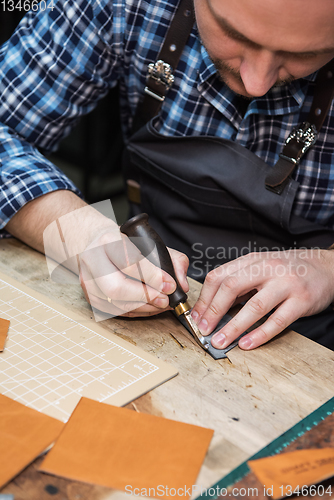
(1, 0, 334, 233)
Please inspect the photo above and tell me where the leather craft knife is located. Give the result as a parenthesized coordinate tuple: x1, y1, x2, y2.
(120, 213, 209, 351)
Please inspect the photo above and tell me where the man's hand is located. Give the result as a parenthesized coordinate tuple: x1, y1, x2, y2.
(79, 235, 189, 317)
(191, 249, 334, 350)
(6, 191, 189, 318)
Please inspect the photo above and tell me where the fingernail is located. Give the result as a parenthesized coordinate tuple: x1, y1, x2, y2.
(198, 318, 209, 334)
(152, 296, 168, 308)
(211, 332, 226, 348)
(239, 337, 253, 349)
(191, 310, 199, 322)
(162, 281, 175, 293)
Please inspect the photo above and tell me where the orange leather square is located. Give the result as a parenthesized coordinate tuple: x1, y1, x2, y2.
(40, 397, 213, 499)
(0, 394, 64, 488)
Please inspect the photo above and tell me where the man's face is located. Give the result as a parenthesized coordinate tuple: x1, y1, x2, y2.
(194, 0, 334, 98)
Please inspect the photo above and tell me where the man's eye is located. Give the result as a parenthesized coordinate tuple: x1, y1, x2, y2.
(285, 52, 319, 60)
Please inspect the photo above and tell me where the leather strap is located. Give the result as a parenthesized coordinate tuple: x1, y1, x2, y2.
(132, 0, 194, 133)
(132, 0, 334, 197)
(266, 58, 334, 194)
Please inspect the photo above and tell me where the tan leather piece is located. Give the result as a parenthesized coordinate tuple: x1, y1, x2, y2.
(0, 318, 9, 351)
(0, 394, 64, 488)
(40, 397, 213, 498)
(248, 448, 334, 499)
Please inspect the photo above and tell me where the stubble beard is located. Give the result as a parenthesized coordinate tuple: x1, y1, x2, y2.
(211, 57, 295, 98)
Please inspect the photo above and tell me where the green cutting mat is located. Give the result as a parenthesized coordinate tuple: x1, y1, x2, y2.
(196, 396, 334, 499)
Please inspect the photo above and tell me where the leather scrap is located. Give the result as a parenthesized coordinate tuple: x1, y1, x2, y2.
(0, 394, 64, 489)
(40, 397, 213, 499)
(248, 448, 334, 499)
(0, 318, 10, 352)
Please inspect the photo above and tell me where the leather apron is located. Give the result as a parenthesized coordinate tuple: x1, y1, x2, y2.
(121, 0, 334, 347)
(124, 118, 334, 281)
(122, 0, 334, 281)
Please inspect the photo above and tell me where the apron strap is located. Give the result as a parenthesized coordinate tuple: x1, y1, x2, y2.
(132, 2, 334, 197)
(265, 58, 334, 194)
(132, 0, 194, 133)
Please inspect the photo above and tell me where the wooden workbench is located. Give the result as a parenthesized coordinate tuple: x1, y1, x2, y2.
(0, 238, 334, 500)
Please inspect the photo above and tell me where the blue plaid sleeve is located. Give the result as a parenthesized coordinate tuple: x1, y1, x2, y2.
(0, 0, 119, 230)
(0, 124, 82, 227)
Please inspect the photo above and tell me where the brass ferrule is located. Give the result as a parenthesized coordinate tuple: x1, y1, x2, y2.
(174, 301, 191, 316)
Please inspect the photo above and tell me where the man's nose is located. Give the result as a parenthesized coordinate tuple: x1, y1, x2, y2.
(239, 49, 280, 97)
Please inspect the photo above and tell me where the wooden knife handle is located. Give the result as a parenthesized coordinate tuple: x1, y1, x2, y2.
(120, 213, 187, 308)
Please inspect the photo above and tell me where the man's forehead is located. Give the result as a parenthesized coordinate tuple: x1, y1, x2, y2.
(207, 0, 334, 54)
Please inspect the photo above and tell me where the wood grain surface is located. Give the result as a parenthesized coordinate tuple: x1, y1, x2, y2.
(0, 238, 334, 499)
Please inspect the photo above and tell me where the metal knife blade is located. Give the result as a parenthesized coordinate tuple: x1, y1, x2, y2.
(182, 310, 210, 350)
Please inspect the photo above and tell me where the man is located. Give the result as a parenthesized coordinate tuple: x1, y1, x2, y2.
(1, 0, 334, 350)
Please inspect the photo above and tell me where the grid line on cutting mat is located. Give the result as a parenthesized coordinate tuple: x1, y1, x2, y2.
(0, 279, 160, 421)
